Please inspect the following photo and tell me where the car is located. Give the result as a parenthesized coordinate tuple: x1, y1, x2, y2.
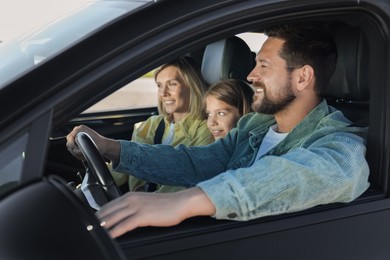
(0, 0, 389, 259)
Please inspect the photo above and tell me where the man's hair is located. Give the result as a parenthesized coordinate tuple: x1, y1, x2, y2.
(264, 22, 337, 95)
(154, 56, 207, 121)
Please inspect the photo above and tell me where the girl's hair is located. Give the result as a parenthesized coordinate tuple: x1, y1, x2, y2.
(205, 79, 254, 115)
(154, 56, 207, 121)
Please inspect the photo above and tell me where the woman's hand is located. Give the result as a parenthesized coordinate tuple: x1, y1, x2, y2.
(96, 187, 216, 238)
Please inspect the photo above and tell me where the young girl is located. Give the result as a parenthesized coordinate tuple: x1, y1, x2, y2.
(205, 79, 254, 139)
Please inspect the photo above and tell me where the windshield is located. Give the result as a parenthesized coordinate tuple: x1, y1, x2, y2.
(0, 0, 152, 88)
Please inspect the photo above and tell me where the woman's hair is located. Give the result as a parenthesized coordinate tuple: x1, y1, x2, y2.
(205, 79, 254, 116)
(154, 56, 207, 121)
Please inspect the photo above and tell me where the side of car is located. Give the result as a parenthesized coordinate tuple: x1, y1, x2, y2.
(1, 0, 390, 259)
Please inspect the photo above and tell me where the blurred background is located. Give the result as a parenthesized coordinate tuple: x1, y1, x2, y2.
(0, 0, 85, 43)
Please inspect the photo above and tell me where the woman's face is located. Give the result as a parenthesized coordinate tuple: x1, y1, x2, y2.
(156, 66, 191, 122)
(206, 95, 241, 139)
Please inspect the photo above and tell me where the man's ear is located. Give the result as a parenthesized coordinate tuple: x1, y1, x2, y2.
(296, 65, 314, 91)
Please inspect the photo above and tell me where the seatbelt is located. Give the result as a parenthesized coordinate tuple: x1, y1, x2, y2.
(153, 118, 166, 144)
(144, 118, 165, 192)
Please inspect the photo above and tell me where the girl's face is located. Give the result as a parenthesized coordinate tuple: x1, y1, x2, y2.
(206, 95, 241, 139)
(156, 66, 191, 122)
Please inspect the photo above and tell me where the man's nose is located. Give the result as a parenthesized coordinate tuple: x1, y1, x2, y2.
(247, 67, 261, 83)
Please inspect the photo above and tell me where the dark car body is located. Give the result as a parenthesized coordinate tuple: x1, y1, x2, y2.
(0, 0, 390, 259)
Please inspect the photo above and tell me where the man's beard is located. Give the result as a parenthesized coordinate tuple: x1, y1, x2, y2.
(251, 81, 296, 115)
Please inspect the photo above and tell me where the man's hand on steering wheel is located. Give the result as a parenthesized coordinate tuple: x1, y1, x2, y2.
(66, 125, 122, 205)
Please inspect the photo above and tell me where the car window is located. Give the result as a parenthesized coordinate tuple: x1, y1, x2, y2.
(236, 32, 267, 54)
(84, 32, 267, 113)
(0, 132, 28, 197)
(84, 75, 157, 113)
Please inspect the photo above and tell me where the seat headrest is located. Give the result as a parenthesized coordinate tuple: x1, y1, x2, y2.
(325, 23, 369, 101)
(201, 36, 254, 85)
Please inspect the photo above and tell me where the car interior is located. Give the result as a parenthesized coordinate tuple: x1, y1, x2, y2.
(45, 34, 257, 185)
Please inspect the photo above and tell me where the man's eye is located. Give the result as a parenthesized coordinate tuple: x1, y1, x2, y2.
(218, 112, 226, 116)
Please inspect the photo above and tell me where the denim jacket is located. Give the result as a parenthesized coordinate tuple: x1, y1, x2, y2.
(112, 114, 213, 192)
(115, 99, 370, 221)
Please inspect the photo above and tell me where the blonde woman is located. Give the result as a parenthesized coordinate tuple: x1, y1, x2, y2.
(113, 56, 213, 192)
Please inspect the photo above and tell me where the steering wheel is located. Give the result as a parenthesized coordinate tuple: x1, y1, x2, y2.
(75, 132, 121, 204)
